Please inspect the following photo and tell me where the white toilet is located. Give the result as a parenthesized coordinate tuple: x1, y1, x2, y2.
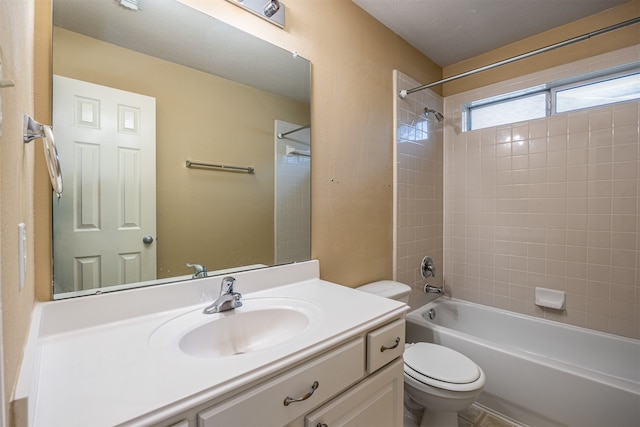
(357, 281, 486, 427)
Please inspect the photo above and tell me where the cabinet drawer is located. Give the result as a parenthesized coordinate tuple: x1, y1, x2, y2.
(198, 339, 365, 426)
(366, 318, 405, 373)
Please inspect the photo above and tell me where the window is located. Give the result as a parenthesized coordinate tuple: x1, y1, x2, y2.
(470, 93, 547, 130)
(465, 65, 640, 131)
(555, 72, 640, 113)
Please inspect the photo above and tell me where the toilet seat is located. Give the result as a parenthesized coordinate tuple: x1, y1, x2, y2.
(404, 343, 485, 392)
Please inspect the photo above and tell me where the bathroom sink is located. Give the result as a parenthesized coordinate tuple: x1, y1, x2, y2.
(149, 297, 321, 358)
(180, 307, 311, 357)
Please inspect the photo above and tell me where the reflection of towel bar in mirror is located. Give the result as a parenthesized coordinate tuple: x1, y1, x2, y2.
(286, 145, 310, 157)
(277, 124, 309, 139)
(185, 160, 255, 174)
(23, 114, 63, 198)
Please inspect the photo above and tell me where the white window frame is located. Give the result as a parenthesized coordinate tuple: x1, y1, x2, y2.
(551, 69, 640, 113)
(466, 90, 550, 131)
(463, 62, 640, 132)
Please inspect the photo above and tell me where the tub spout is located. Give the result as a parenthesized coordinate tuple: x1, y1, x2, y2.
(424, 284, 444, 294)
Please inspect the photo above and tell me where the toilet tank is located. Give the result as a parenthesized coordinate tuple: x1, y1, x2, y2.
(356, 280, 411, 304)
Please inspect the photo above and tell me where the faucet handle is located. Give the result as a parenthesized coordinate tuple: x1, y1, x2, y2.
(421, 256, 436, 278)
(223, 277, 242, 307)
(220, 276, 236, 292)
(232, 293, 243, 308)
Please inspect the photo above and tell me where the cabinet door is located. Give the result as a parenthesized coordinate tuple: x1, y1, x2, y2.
(305, 358, 403, 427)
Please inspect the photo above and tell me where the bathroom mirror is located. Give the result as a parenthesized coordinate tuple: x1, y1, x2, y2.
(52, 0, 311, 298)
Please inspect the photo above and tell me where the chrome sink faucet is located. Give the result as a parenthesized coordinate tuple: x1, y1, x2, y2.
(203, 276, 243, 314)
(187, 263, 207, 279)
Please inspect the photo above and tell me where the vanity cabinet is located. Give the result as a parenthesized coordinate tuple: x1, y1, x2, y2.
(20, 262, 410, 427)
(179, 319, 405, 427)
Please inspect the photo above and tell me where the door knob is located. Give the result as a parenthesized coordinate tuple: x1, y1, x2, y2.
(142, 235, 154, 244)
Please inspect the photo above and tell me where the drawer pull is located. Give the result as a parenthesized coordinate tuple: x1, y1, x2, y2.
(317, 424, 328, 427)
(380, 337, 400, 352)
(283, 381, 319, 406)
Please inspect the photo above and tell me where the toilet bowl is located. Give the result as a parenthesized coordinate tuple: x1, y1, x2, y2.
(357, 281, 485, 427)
(404, 342, 485, 426)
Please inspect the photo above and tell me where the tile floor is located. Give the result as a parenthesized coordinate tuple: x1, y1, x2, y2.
(458, 404, 527, 427)
(404, 403, 527, 427)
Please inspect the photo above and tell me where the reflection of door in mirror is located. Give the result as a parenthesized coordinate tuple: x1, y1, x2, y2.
(52, 75, 157, 296)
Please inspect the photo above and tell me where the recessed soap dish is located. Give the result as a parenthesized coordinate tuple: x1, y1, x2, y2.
(535, 287, 565, 310)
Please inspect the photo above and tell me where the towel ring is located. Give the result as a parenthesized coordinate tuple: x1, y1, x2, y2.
(23, 115, 63, 198)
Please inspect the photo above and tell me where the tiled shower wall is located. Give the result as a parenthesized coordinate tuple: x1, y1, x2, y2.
(444, 46, 640, 339)
(394, 71, 444, 309)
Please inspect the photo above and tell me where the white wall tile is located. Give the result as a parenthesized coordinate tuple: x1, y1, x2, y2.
(394, 71, 444, 308)
(442, 45, 640, 339)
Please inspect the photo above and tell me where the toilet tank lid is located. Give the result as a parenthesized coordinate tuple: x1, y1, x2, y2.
(357, 280, 411, 299)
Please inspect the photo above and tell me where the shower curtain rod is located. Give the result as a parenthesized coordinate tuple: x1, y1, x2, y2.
(399, 16, 640, 99)
(277, 124, 310, 139)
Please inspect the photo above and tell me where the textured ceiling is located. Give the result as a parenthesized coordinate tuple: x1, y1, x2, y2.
(352, 0, 631, 67)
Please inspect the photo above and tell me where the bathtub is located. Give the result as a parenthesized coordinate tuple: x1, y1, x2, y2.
(405, 297, 640, 427)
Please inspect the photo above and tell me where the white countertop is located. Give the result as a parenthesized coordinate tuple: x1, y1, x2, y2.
(17, 261, 407, 426)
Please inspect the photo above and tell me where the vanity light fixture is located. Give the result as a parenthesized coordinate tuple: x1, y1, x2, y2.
(263, 0, 280, 17)
(226, 0, 285, 28)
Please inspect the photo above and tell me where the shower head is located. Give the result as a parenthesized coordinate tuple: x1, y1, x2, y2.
(424, 108, 444, 123)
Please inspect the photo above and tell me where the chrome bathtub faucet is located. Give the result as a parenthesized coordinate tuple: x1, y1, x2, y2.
(424, 284, 444, 295)
(203, 276, 243, 314)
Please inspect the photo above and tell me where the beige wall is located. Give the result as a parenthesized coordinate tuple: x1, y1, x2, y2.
(443, 0, 640, 96)
(53, 28, 310, 281)
(0, 0, 38, 423)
